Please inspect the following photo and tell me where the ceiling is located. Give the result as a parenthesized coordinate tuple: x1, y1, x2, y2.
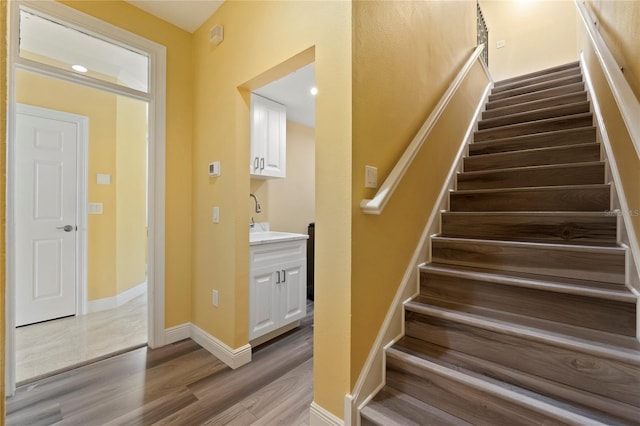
(124, 0, 225, 33)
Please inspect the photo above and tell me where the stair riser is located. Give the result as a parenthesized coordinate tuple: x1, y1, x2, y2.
(475, 115, 593, 143)
(431, 239, 625, 284)
(478, 102, 590, 130)
(450, 186, 610, 212)
(489, 75, 584, 102)
(470, 127, 597, 156)
(404, 314, 640, 407)
(385, 360, 554, 426)
(457, 163, 604, 191)
(464, 144, 601, 172)
(395, 337, 640, 425)
(440, 213, 617, 245)
(495, 62, 580, 87)
(482, 92, 588, 120)
(419, 273, 635, 336)
(486, 82, 585, 110)
(492, 68, 582, 94)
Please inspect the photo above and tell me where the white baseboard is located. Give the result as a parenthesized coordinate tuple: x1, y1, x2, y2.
(87, 281, 147, 314)
(164, 323, 191, 345)
(190, 323, 252, 369)
(309, 401, 344, 426)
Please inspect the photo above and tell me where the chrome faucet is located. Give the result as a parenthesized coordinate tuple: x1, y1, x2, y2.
(250, 193, 261, 213)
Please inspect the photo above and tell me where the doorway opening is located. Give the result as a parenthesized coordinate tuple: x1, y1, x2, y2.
(5, 0, 166, 395)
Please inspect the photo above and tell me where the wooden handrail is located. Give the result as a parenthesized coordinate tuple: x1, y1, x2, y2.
(575, 0, 640, 159)
(360, 44, 488, 215)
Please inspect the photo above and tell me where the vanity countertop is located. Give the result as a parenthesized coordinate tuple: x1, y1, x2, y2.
(249, 231, 309, 246)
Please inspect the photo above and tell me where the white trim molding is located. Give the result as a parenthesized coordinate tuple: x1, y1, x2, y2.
(310, 401, 344, 426)
(87, 281, 148, 314)
(190, 324, 252, 369)
(360, 44, 488, 215)
(164, 323, 191, 345)
(347, 73, 492, 424)
(574, 0, 640, 159)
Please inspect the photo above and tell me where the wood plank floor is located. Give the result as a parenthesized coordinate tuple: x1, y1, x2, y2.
(6, 306, 314, 425)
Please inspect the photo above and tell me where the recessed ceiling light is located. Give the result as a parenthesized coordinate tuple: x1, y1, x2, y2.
(310, 87, 318, 96)
(72, 65, 88, 73)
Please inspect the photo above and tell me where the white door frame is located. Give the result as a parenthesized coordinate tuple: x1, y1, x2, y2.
(15, 103, 89, 323)
(5, 0, 167, 395)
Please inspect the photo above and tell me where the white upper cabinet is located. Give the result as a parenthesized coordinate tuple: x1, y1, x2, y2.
(250, 94, 286, 178)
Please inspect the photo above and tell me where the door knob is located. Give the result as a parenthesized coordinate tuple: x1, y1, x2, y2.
(56, 225, 74, 232)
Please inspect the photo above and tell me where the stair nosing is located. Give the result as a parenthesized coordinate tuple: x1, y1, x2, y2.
(479, 101, 591, 128)
(465, 142, 599, 161)
(431, 235, 625, 254)
(475, 112, 592, 136)
(420, 264, 635, 303)
(482, 92, 588, 118)
(489, 75, 584, 100)
(470, 126, 596, 149)
(487, 82, 585, 108)
(452, 183, 609, 195)
(386, 346, 611, 426)
(458, 160, 604, 177)
(403, 301, 640, 366)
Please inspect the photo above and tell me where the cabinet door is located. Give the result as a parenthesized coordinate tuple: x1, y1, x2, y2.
(250, 94, 286, 178)
(249, 265, 280, 340)
(279, 260, 307, 323)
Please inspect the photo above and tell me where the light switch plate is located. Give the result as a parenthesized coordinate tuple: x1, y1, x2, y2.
(213, 206, 220, 223)
(365, 165, 378, 189)
(96, 174, 111, 185)
(88, 202, 103, 214)
(497, 40, 506, 49)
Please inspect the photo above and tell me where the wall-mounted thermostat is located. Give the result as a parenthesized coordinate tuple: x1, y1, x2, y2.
(209, 161, 221, 177)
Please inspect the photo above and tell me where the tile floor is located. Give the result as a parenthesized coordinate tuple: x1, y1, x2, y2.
(15, 294, 147, 383)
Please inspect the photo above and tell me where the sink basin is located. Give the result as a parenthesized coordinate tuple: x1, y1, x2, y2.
(250, 231, 308, 246)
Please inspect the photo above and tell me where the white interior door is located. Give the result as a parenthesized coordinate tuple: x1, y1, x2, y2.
(15, 105, 79, 327)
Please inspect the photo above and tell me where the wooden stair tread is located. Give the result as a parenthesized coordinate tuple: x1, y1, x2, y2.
(494, 62, 580, 87)
(459, 160, 604, 177)
(452, 182, 610, 195)
(464, 143, 600, 171)
(486, 82, 585, 110)
(405, 298, 640, 364)
(385, 345, 614, 426)
(420, 263, 635, 302)
(469, 127, 597, 155)
(394, 337, 639, 425)
(482, 91, 587, 119)
(488, 74, 584, 102)
(478, 101, 590, 130)
(492, 67, 582, 94)
(361, 387, 471, 426)
(474, 112, 593, 142)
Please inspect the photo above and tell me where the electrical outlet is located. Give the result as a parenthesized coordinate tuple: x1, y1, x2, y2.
(212, 290, 219, 307)
(497, 39, 506, 49)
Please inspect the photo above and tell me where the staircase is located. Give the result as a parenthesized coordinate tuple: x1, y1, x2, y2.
(361, 62, 640, 425)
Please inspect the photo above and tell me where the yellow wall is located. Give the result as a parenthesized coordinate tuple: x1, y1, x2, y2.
(480, 0, 579, 81)
(115, 95, 148, 293)
(191, 1, 351, 417)
(250, 121, 315, 235)
(60, 0, 194, 327)
(16, 70, 119, 301)
(1, 0, 7, 415)
(351, 0, 481, 386)
(585, 0, 640, 101)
